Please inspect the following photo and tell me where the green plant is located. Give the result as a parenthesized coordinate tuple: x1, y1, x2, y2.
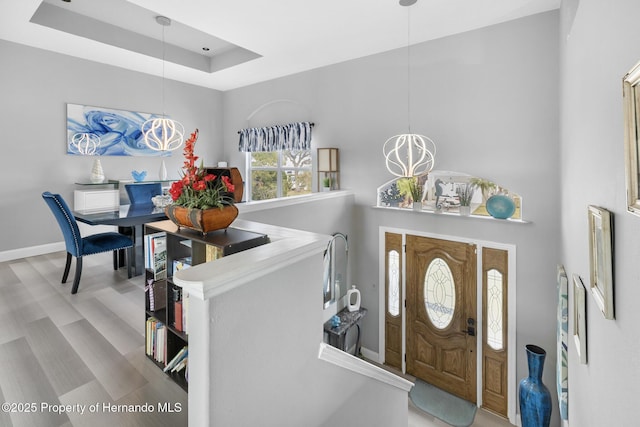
(397, 177, 423, 203)
(322, 176, 331, 187)
(469, 177, 496, 203)
(456, 184, 475, 206)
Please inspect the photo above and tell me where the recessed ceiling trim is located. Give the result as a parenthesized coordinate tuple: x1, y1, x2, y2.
(30, 1, 260, 74)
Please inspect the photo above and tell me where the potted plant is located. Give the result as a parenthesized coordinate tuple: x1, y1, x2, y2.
(322, 176, 331, 191)
(398, 177, 423, 210)
(456, 183, 475, 216)
(165, 129, 237, 234)
(469, 177, 497, 205)
(379, 181, 403, 207)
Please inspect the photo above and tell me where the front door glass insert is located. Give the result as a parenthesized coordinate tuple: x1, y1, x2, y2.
(388, 250, 400, 316)
(424, 257, 455, 329)
(486, 268, 504, 350)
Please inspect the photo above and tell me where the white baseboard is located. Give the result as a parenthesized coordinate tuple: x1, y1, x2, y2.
(360, 346, 379, 362)
(0, 242, 65, 262)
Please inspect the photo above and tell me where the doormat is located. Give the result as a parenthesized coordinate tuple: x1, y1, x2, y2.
(409, 379, 477, 427)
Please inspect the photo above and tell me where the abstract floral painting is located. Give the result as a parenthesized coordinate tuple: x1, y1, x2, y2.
(67, 103, 170, 157)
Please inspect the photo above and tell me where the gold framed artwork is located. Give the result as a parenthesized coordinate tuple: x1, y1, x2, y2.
(587, 205, 614, 319)
(572, 275, 587, 364)
(623, 61, 640, 215)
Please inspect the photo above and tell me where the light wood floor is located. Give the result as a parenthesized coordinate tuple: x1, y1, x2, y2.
(0, 251, 187, 427)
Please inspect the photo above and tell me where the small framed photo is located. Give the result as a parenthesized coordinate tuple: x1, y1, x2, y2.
(623, 61, 640, 215)
(587, 205, 614, 319)
(573, 274, 587, 364)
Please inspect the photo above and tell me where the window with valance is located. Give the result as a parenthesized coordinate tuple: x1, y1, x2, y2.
(238, 122, 313, 201)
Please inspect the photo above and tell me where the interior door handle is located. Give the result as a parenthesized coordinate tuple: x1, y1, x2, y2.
(464, 318, 476, 336)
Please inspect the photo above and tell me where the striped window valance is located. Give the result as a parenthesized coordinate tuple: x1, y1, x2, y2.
(238, 122, 314, 152)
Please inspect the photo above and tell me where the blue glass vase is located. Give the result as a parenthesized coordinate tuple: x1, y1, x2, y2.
(519, 344, 552, 427)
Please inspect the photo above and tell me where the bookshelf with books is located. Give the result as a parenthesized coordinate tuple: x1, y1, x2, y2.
(144, 220, 270, 391)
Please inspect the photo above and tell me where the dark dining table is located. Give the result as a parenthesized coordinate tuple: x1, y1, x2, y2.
(73, 204, 168, 276)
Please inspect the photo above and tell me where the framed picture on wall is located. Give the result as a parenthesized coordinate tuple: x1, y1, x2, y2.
(556, 265, 569, 419)
(623, 61, 640, 215)
(66, 103, 170, 157)
(573, 274, 587, 365)
(587, 205, 614, 319)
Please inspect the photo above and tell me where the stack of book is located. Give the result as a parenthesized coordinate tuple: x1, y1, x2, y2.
(145, 317, 166, 364)
(164, 346, 188, 375)
(145, 232, 167, 280)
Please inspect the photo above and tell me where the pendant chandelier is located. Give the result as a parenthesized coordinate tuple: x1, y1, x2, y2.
(383, 0, 436, 178)
(142, 16, 184, 152)
(70, 132, 100, 155)
(70, 133, 106, 183)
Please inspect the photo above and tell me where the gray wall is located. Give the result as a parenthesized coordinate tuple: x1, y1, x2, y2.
(209, 242, 408, 427)
(239, 194, 354, 237)
(0, 39, 224, 252)
(560, 0, 640, 425)
(224, 10, 560, 424)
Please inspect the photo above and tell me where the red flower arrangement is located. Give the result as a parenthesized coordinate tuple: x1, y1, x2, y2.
(168, 129, 235, 209)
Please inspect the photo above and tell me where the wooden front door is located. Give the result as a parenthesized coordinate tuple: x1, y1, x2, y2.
(406, 235, 477, 402)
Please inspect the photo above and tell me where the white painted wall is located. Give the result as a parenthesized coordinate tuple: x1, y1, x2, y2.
(0, 39, 224, 253)
(238, 192, 355, 236)
(172, 216, 409, 427)
(560, 0, 640, 425)
(223, 11, 561, 426)
(206, 242, 408, 427)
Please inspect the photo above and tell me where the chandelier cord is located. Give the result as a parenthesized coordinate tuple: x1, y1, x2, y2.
(383, 0, 437, 178)
(161, 22, 166, 119)
(141, 16, 185, 152)
(406, 6, 411, 134)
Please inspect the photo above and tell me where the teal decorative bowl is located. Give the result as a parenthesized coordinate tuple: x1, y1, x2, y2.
(486, 194, 515, 219)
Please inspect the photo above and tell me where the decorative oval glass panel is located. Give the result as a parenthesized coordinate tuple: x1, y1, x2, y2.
(388, 250, 400, 316)
(487, 268, 504, 350)
(424, 257, 455, 329)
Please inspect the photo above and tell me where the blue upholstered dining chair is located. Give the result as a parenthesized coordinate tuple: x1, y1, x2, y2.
(122, 182, 162, 264)
(125, 182, 162, 205)
(42, 192, 133, 294)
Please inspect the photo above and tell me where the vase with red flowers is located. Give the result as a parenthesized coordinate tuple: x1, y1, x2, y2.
(165, 129, 238, 234)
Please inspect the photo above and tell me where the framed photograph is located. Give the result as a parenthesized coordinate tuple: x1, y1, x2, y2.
(587, 205, 614, 319)
(623, 61, 640, 215)
(423, 172, 479, 213)
(556, 265, 568, 420)
(573, 274, 587, 364)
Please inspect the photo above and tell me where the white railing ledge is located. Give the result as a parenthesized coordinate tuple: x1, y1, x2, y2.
(318, 342, 413, 392)
(173, 219, 330, 301)
(238, 190, 354, 214)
